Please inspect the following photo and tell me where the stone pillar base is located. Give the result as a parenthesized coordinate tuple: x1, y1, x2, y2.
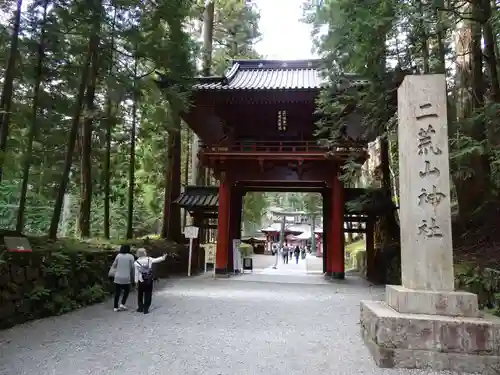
(360, 299, 500, 374)
(386, 285, 479, 317)
(324, 271, 345, 280)
(331, 272, 345, 280)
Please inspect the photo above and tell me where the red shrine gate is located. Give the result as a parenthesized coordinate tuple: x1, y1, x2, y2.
(161, 59, 388, 279)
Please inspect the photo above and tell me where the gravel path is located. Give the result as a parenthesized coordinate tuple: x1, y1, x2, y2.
(0, 271, 462, 375)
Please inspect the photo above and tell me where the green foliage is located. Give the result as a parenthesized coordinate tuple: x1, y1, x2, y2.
(211, 0, 262, 74)
(455, 265, 500, 316)
(0, 0, 265, 242)
(267, 192, 322, 213)
(304, 0, 500, 219)
(0, 182, 52, 233)
(303, 193, 322, 213)
(1, 244, 116, 327)
(78, 284, 108, 304)
(0, 0, 198, 239)
(243, 192, 267, 227)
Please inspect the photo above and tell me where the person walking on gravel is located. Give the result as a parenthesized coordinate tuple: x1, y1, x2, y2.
(294, 245, 300, 264)
(281, 245, 289, 264)
(135, 248, 167, 314)
(109, 244, 135, 312)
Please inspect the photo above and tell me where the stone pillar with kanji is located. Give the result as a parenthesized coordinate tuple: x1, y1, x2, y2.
(360, 74, 500, 372)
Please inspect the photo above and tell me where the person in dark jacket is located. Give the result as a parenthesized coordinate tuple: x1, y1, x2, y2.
(301, 246, 306, 259)
(294, 246, 300, 264)
(281, 246, 289, 264)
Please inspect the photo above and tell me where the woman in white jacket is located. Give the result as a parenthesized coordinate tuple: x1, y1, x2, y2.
(135, 248, 166, 314)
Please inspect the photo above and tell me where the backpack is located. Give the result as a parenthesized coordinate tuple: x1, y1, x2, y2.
(136, 259, 154, 284)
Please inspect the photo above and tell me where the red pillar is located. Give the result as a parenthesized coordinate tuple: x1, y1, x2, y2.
(330, 170, 345, 279)
(322, 191, 328, 274)
(325, 188, 333, 275)
(215, 173, 230, 275)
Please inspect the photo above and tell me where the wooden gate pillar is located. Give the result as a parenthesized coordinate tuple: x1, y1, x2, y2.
(330, 170, 345, 279)
(235, 192, 243, 241)
(215, 173, 231, 275)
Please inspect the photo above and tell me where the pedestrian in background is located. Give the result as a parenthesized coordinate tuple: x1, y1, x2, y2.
(281, 246, 289, 264)
(294, 245, 300, 264)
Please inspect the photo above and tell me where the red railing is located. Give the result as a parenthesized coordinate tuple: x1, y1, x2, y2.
(200, 140, 366, 155)
(201, 141, 326, 154)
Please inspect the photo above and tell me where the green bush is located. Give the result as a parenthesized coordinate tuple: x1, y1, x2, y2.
(0, 234, 188, 329)
(0, 244, 116, 329)
(455, 265, 500, 316)
(239, 242, 254, 257)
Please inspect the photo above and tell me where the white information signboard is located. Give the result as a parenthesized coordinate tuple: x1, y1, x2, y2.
(204, 244, 216, 273)
(184, 226, 199, 239)
(184, 226, 199, 277)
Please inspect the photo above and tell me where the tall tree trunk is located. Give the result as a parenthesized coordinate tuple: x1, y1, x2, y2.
(471, 1, 485, 112)
(79, 16, 101, 238)
(455, 1, 491, 219)
(126, 55, 139, 240)
(161, 113, 182, 241)
(103, 6, 118, 239)
(201, 1, 215, 77)
(0, 0, 22, 182)
(182, 129, 192, 228)
(190, 129, 199, 185)
(191, 0, 215, 186)
(161, 129, 175, 239)
(48, 1, 100, 239)
(16, 0, 49, 232)
(103, 98, 112, 239)
(418, 0, 430, 73)
(372, 136, 401, 284)
(169, 114, 182, 241)
(434, 6, 446, 75)
(482, 0, 500, 102)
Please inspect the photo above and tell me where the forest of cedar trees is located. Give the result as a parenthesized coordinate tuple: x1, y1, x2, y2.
(0, 0, 498, 273)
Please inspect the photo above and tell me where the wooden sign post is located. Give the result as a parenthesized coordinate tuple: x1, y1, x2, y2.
(184, 226, 199, 277)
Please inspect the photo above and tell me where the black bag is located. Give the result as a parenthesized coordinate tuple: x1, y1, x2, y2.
(136, 259, 154, 284)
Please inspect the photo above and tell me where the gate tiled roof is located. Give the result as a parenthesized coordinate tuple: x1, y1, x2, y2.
(193, 59, 367, 91)
(175, 186, 218, 210)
